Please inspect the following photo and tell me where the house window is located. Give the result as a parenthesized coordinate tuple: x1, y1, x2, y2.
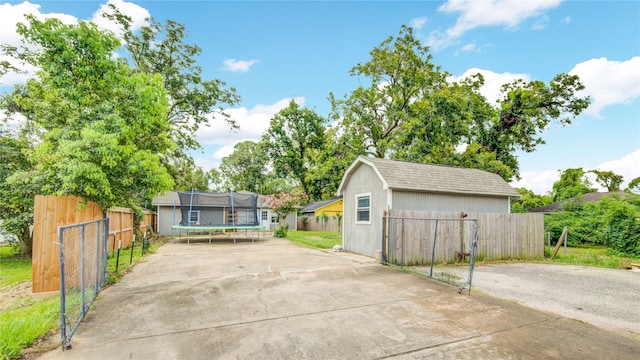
(271, 215, 278, 223)
(356, 193, 371, 224)
(189, 210, 200, 225)
(262, 211, 268, 221)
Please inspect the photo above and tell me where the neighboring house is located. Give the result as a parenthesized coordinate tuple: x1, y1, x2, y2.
(151, 191, 297, 236)
(301, 198, 343, 217)
(336, 156, 521, 257)
(529, 191, 630, 214)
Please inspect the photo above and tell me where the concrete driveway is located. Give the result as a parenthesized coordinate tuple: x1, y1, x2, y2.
(38, 238, 640, 359)
(471, 263, 640, 338)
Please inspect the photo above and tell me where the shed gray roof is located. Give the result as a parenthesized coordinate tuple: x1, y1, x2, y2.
(337, 156, 520, 198)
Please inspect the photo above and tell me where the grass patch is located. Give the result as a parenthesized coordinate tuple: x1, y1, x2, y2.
(0, 247, 32, 288)
(545, 246, 636, 269)
(0, 295, 60, 360)
(286, 231, 342, 249)
(0, 237, 166, 359)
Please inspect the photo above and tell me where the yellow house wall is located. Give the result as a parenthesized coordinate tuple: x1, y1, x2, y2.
(314, 200, 344, 217)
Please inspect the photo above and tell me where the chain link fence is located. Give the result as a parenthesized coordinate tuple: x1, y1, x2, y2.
(382, 216, 478, 293)
(58, 218, 109, 349)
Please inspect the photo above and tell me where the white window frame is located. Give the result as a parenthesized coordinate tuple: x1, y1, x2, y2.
(355, 192, 371, 224)
(189, 210, 200, 225)
(261, 210, 269, 221)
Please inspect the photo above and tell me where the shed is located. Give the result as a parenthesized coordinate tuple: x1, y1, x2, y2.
(336, 156, 521, 257)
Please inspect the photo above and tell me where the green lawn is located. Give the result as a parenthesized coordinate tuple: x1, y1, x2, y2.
(545, 245, 635, 269)
(285, 231, 342, 249)
(0, 238, 166, 360)
(0, 246, 32, 287)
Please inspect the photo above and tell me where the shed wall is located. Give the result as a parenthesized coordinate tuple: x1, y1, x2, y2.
(342, 164, 387, 257)
(157, 205, 180, 236)
(392, 191, 510, 213)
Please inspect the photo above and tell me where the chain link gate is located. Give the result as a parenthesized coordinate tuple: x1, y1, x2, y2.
(58, 218, 109, 349)
(382, 216, 478, 293)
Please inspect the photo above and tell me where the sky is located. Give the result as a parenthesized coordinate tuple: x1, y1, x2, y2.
(1, 0, 639, 195)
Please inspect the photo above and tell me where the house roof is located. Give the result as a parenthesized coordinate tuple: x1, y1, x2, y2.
(301, 198, 342, 213)
(529, 191, 630, 214)
(337, 156, 520, 198)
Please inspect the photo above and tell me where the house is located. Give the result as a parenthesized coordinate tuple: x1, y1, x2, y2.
(151, 191, 297, 236)
(336, 156, 521, 257)
(301, 198, 343, 217)
(529, 191, 630, 214)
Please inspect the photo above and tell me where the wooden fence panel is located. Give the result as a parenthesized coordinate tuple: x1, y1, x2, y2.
(32, 195, 103, 294)
(32, 195, 156, 294)
(297, 217, 342, 232)
(388, 210, 543, 262)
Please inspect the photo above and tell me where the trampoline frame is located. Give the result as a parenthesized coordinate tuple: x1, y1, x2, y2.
(172, 224, 267, 244)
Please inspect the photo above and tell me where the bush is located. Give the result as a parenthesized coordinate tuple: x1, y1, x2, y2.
(274, 224, 289, 238)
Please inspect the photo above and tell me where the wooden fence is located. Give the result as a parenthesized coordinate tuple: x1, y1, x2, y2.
(32, 195, 156, 294)
(387, 210, 544, 262)
(297, 217, 342, 232)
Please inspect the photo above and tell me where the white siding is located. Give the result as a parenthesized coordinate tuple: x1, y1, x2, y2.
(392, 191, 510, 213)
(157, 205, 181, 236)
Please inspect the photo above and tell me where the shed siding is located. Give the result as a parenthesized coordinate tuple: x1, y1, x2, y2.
(392, 191, 509, 213)
(342, 164, 387, 257)
(157, 205, 180, 236)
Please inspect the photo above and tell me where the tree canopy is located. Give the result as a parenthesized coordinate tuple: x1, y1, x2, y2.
(330, 25, 590, 182)
(1, 16, 174, 208)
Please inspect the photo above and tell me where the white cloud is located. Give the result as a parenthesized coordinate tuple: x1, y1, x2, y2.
(409, 17, 428, 30)
(569, 57, 640, 117)
(593, 149, 640, 191)
(193, 97, 304, 169)
(429, 0, 561, 50)
(510, 169, 558, 195)
(0, 1, 78, 85)
(452, 68, 530, 103)
(221, 59, 260, 72)
(91, 0, 150, 36)
(511, 149, 640, 194)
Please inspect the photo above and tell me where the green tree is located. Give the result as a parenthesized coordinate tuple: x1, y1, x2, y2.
(264, 189, 308, 237)
(627, 177, 640, 193)
(1, 16, 174, 209)
(102, 5, 240, 184)
(0, 127, 37, 254)
(305, 127, 361, 201)
(551, 168, 597, 202)
(510, 187, 553, 213)
(591, 170, 624, 192)
(170, 157, 212, 192)
(219, 141, 269, 193)
(331, 25, 590, 181)
(261, 100, 326, 194)
(474, 74, 590, 174)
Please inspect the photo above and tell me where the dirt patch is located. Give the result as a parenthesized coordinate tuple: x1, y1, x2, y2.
(0, 280, 32, 311)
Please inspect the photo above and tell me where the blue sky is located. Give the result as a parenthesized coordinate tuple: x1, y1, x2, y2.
(1, 0, 639, 195)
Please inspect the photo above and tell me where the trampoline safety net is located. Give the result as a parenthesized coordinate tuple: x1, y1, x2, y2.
(177, 191, 259, 227)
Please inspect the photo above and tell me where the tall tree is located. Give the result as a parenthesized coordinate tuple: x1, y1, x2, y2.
(332, 25, 590, 181)
(551, 168, 597, 202)
(102, 5, 240, 182)
(1, 16, 175, 209)
(591, 170, 624, 192)
(474, 74, 590, 173)
(261, 100, 326, 194)
(0, 127, 36, 254)
(627, 177, 640, 193)
(219, 141, 269, 193)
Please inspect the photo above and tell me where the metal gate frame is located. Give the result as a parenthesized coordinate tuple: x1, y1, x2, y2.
(58, 218, 109, 349)
(382, 216, 478, 294)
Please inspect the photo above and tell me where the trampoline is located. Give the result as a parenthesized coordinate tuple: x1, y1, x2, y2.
(171, 191, 267, 244)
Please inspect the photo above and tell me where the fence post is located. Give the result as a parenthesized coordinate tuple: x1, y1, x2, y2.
(401, 218, 405, 268)
(80, 224, 86, 318)
(95, 222, 100, 299)
(58, 226, 67, 349)
(430, 219, 438, 277)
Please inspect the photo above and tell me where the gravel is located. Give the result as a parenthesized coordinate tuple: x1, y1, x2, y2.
(471, 263, 640, 338)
